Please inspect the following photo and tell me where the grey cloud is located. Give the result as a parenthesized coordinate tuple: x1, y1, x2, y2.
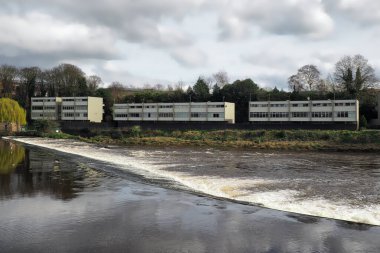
(323, 0, 380, 25)
(170, 47, 208, 68)
(1, 0, 208, 48)
(219, 0, 334, 39)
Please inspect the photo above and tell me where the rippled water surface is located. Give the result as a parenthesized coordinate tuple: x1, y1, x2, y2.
(1, 138, 380, 252)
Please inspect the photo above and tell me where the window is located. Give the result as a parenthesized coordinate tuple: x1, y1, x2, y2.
(43, 106, 56, 110)
(312, 112, 332, 118)
(292, 112, 309, 118)
(130, 113, 140, 117)
(292, 104, 299, 107)
(159, 105, 173, 108)
(335, 103, 344, 107)
(270, 112, 289, 118)
(303, 103, 309, 107)
(270, 104, 287, 107)
(250, 112, 268, 118)
(250, 104, 259, 107)
(32, 106, 43, 110)
(62, 106, 75, 110)
(115, 114, 128, 118)
(159, 113, 173, 117)
(213, 113, 220, 118)
(191, 112, 207, 118)
(83, 113, 88, 117)
(336, 111, 349, 118)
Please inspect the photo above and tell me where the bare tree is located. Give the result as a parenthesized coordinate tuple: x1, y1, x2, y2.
(334, 54, 377, 95)
(175, 80, 185, 91)
(87, 75, 103, 95)
(108, 81, 126, 102)
(213, 71, 229, 88)
(288, 74, 303, 92)
(297, 65, 320, 91)
(0, 65, 18, 97)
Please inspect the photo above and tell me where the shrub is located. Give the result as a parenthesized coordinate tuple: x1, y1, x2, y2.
(31, 119, 60, 134)
(359, 115, 367, 129)
(130, 125, 142, 137)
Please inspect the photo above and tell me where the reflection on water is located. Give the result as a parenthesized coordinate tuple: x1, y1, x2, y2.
(0, 140, 104, 200)
(0, 141, 25, 174)
(1, 139, 380, 253)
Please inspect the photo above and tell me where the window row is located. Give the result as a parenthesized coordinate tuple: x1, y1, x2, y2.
(62, 105, 87, 110)
(251, 102, 356, 108)
(62, 98, 88, 102)
(115, 112, 223, 118)
(32, 106, 56, 110)
(63, 113, 87, 117)
(32, 99, 56, 102)
(250, 111, 354, 118)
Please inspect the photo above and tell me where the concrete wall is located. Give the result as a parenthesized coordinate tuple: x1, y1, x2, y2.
(88, 97, 103, 123)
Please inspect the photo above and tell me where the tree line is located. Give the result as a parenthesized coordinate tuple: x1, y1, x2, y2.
(0, 54, 378, 124)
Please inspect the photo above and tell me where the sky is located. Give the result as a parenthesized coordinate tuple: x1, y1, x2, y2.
(1, 0, 380, 90)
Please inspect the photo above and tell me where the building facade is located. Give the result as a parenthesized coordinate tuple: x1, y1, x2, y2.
(31, 97, 62, 121)
(31, 97, 103, 123)
(113, 102, 235, 123)
(249, 99, 359, 129)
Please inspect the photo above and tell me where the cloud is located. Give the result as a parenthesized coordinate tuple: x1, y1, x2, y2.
(219, 0, 334, 39)
(0, 12, 118, 62)
(1, 0, 209, 48)
(324, 0, 380, 25)
(171, 47, 208, 67)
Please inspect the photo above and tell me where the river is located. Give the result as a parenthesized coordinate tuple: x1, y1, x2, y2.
(0, 138, 379, 252)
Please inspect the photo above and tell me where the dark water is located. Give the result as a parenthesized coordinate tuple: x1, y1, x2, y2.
(0, 139, 379, 253)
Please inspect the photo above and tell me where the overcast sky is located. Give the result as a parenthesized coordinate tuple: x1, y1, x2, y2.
(1, 0, 380, 89)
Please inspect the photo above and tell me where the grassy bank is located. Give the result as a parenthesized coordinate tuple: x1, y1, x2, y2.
(27, 127, 380, 152)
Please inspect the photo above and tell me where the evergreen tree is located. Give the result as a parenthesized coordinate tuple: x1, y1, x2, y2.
(192, 77, 210, 102)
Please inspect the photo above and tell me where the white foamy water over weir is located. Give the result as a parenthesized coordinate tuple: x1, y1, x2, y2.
(9, 137, 380, 226)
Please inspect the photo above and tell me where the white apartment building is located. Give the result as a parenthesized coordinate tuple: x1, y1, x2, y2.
(31, 97, 62, 120)
(31, 97, 103, 123)
(249, 99, 359, 127)
(113, 102, 235, 123)
(61, 97, 103, 123)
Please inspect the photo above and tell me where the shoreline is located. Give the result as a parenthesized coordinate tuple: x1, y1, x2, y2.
(80, 136, 380, 152)
(24, 128, 380, 152)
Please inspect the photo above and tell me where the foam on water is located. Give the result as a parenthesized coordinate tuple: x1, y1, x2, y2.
(9, 137, 380, 225)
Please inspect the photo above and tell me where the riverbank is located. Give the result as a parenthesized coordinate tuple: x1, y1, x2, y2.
(29, 128, 380, 152)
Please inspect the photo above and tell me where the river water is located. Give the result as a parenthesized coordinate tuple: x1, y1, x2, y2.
(0, 138, 380, 252)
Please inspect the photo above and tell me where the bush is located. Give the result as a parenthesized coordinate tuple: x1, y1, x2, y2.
(360, 115, 367, 129)
(31, 120, 60, 134)
(130, 125, 142, 137)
